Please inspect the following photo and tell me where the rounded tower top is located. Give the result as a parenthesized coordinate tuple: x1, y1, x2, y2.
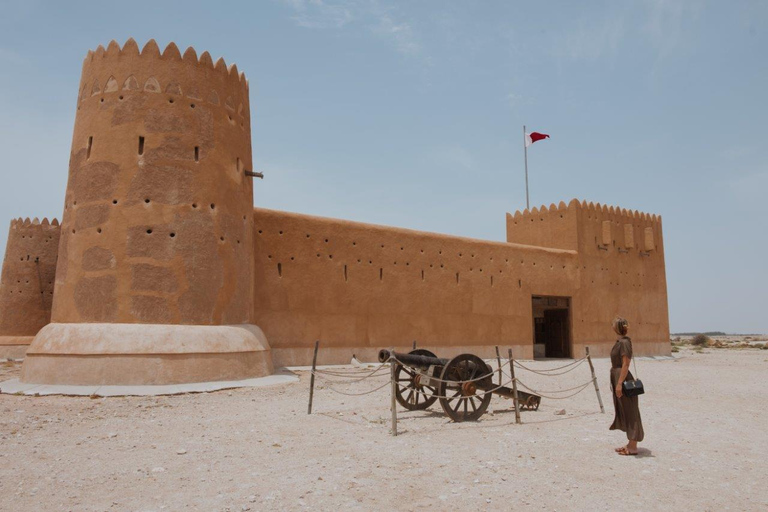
(78, 38, 250, 129)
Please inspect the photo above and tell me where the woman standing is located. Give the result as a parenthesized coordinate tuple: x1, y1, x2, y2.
(610, 316, 644, 455)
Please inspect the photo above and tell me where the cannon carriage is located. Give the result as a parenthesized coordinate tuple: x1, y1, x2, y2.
(378, 349, 541, 422)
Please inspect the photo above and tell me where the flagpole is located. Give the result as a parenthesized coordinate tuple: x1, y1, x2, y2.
(523, 124, 529, 210)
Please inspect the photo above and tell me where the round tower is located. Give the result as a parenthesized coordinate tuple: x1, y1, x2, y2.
(21, 39, 272, 385)
(0, 218, 60, 359)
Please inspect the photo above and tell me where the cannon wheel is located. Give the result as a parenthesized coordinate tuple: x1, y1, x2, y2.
(395, 349, 439, 411)
(438, 354, 493, 422)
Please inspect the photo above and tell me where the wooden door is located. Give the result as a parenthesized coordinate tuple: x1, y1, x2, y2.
(544, 309, 571, 358)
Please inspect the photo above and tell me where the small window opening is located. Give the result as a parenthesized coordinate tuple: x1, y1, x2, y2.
(138, 136, 145, 156)
(277, 263, 282, 277)
(421, 270, 425, 281)
(490, 276, 494, 287)
(344, 265, 348, 282)
(379, 268, 383, 281)
(194, 146, 199, 162)
(456, 272, 460, 284)
(86, 136, 93, 159)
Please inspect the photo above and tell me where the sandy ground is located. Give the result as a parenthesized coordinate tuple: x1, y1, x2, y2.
(1, 347, 767, 511)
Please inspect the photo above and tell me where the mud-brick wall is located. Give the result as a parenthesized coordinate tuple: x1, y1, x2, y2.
(571, 202, 670, 357)
(51, 39, 255, 326)
(252, 208, 580, 366)
(506, 200, 579, 251)
(0, 218, 60, 347)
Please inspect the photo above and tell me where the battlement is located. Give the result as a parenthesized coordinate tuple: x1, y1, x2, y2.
(510, 198, 661, 224)
(78, 39, 249, 121)
(506, 199, 662, 253)
(10, 217, 60, 230)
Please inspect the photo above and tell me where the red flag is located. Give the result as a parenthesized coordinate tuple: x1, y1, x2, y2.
(525, 131, 550, 147)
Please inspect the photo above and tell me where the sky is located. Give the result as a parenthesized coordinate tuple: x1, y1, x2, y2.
(0, 0, 766, 333)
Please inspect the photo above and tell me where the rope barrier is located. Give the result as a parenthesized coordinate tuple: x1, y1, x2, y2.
(514, 379, 593, 400)
(314, 377, 393, 397)
(312, 365, 385, 376)
(312, 364, 390, 383)
(513, 357, 587, 376)
(309, 351, 596, 409)
(392, 357, 509, 386)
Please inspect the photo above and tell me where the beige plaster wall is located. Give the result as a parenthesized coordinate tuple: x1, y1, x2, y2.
(508, 200, 670, 357)
(253, 208, 581, 366)
(570, 201, 670, 356)
(253, 200, 670, 366)
(0, 218, 60, 356)
(51, 39, 255, 327)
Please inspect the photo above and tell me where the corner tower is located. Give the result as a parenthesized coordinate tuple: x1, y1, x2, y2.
(0, 218, 60, 359)
(21, 39, 272, 385)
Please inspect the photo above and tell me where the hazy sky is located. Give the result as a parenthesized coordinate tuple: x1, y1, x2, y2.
(0, 1, 766, 333)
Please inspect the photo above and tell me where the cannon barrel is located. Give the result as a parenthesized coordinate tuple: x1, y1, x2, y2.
(378, 349, 449, 369)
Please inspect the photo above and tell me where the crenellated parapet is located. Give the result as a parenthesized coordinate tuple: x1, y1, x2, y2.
(507, 198, 662, 254)
(78, 39, 250, 129)
(0, 217, 61, 358)
(568, 199, 662, 255)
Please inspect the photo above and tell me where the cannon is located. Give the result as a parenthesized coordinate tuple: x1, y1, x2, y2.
(378, 349, 541, 422)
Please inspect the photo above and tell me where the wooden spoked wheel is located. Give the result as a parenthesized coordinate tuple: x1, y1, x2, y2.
(394, 349, 439, 411)
(438, 354, 493, 422)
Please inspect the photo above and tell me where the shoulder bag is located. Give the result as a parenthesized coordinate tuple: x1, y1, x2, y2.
(622, 343, 645, 397)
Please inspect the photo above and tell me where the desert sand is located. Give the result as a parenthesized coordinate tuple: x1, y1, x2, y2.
(1, 346, 766, 511)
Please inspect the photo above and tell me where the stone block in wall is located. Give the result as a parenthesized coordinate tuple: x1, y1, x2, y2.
(644, 227, 655, 251)
(601, 220, 611, 246)
(624, 224, 634, 249)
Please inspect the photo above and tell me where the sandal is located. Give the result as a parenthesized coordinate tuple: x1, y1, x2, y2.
(617, 447, 638, 456)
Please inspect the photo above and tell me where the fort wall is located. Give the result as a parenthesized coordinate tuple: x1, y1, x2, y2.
(571, 201, 669, 356)
(255, 199, 670, 367)
(253, 208, 581, 366)
(505, 200, 578, 251)
(0, 218, 60, 358)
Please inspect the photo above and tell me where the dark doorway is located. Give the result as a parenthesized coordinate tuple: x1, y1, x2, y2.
(532, 296, 572, 359)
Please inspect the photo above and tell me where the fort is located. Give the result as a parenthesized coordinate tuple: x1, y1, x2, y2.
(0, 39, 670, 386)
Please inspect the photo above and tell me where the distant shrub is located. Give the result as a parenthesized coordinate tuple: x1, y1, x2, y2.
(691, 334, 712, 347)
